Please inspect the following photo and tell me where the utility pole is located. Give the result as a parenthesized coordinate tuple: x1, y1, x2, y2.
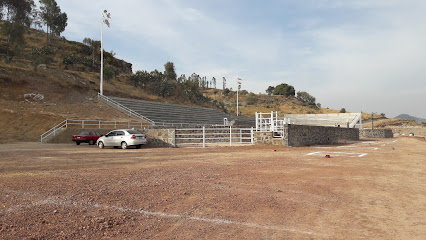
(100, 10, 111, 96)
(237, 78, 242, 116)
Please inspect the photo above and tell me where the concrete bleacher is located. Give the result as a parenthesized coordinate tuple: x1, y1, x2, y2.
(108, 96, 254, 126)
(284, 113, 361, 128)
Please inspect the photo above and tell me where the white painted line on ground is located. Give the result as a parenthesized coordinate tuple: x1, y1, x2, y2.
(307, 151, 368, 158)
(2, 196, 314, 236)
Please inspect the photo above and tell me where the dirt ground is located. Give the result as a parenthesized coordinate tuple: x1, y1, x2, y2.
(0, 137, 425, 239)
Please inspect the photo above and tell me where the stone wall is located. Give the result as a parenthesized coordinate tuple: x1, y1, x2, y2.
(254, 125, 359, 147)
(286, 125, 359, 147)
(144, 128, 176, 147)
(359, 129, 394, 138)
(254, 132, 274, 145)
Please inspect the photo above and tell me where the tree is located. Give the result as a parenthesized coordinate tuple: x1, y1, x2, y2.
(39, 0, 67, 42)
(296, 91, 316, 105)
(131, 70, 151, 88)
(103, 67, 114, 83)
(223, 88, 230, 96)
(266, 86, 275, 95)
(83, 37, 101, 67)
(273, 83, 295, 97)
(164, 61, 177, 81)
(340, 108, 346, 113)
(0, 0, 34, 63)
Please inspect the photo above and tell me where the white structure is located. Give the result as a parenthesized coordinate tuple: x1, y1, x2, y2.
(100, 10, 111, 96)
(255, 112, 363, 138)
(255, 112, 287, 137)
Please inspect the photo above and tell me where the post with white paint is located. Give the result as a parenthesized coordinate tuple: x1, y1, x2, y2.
(251, 127, 254, 144)
(100, 10, 111, 96)
(255, 112, 258, 131)
(229, 126, 232, 146)
(82, 120, 85, 129)
(270, 111, 274, 132)
(202, 126, 206, 148)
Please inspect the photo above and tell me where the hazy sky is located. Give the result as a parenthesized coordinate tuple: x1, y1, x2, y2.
(54, 0, 426, 118)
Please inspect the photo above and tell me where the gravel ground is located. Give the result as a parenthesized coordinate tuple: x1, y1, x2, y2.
(0, 137, 425, 239)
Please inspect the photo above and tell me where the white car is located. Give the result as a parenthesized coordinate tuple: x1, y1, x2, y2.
(97, 129, 147, 149)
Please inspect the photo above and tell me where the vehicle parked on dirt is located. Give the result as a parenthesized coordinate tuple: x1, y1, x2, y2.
(96, 129, 147, 149)
(72, 131, 102, 145)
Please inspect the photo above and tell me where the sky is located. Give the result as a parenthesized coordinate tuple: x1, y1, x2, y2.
(54, 0, 426, 119)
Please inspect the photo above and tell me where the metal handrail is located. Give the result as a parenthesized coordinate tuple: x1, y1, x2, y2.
(98, 94, 155, 124)
(40, 119, 68, 142)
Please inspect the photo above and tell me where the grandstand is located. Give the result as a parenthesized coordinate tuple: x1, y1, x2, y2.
(284, 113, 362, 128)
(107, 96, 254, 126)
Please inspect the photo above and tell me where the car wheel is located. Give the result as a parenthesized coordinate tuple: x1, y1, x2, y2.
(135, 145, 142, 149)
(98, 141, 104, 149)
(89, 140, 94, 145)
(121, 141, 128, 149)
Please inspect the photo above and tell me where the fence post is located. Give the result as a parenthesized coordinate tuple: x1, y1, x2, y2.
(128, 122, 130, 129)
(65, 119, 68, 128)
(115, 121, 117, 128)
(82, 120, 85, 129)
(251, 127, 254, 144)
(240, 129, 242, 143)
(230, 126, 232, 146)
(202, 126, 206, 148)
(99, 120, 101, 129)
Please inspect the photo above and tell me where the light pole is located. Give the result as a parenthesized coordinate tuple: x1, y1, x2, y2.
(100, 10, 111, 96)
(237, 78, 242, 116)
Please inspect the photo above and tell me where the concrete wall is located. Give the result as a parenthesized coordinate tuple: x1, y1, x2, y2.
(285, 125, 359, 147)
(359, 129, 393, 138)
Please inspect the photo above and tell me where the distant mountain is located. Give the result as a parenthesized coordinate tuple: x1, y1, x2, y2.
(395, 114, 426, 123)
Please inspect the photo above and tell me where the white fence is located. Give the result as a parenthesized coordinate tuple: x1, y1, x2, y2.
(40, 119, 150, 142)
(255, 112, 288, 138)
(175, 126, 254, 147)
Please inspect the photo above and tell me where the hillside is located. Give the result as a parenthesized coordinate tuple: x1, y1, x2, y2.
(1, 24, 424, 142)
(395, 114, 426, 123)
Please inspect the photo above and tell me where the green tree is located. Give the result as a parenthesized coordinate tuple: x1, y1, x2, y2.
(223, 88, 230, 96)
(164, 61, 177, 81)
(273, 83, 295, 97)
(340, 108, 346, 113)
(103, 66, 114, 83)
(266, 86, 275, 95)
(296, 91, 316, 105)
(39, 0, 67, 42)
(0, 0, 34, 63)
(131, 70, 151, 88)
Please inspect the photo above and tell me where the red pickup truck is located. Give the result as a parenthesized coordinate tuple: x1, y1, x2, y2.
(72, 131, 102, 145)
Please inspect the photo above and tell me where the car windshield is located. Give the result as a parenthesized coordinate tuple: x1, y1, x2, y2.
(79, 131, 89, 135)
(127, 130, 142, 134)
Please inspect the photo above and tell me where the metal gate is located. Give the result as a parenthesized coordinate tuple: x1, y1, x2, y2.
(175, 126, 254, 147)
